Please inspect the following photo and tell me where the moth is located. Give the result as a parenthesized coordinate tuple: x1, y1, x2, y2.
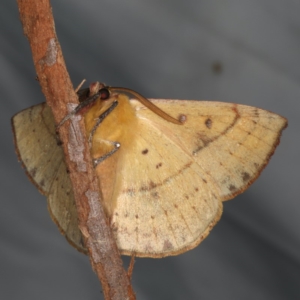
(12, 82, 287, 258)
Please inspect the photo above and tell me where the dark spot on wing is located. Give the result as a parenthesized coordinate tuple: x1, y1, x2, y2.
(229, 184, 237, 192)
(144, 243, 153, 252)
(156, 162, 163, 169)
(163, 240, 173, 251)
(242, 172, 250, 182)
(140, 181, 157, 191)
(151, 191, 160, 199)
(140, 162, 192, 192)
(205, 118, 212, 129)
(30, 167, 37, 177)
(142, 149, 148, 155)
(193, 106, 241, 154)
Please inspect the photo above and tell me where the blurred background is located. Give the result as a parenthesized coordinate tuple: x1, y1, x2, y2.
(1, 1, 299, 299)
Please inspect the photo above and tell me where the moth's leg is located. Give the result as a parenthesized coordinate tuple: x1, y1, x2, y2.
(56, 92, 101, 129)
(88, 100, 118, 144)
(93, 141, 120, 166)
(90, 100, 120, 166)
(56, 86, 112, 129)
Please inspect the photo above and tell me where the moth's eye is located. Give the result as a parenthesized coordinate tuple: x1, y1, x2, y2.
(99, 88, 110, 100)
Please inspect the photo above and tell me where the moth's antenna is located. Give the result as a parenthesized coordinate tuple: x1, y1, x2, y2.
(75, 79, 86, 93)
(109, 87, 183, 125)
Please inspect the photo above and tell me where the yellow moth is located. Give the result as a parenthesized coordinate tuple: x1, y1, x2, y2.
(12, 82, 287, 258)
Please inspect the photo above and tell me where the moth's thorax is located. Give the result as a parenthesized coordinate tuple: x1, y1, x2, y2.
(84, 94, 137, 155)
(83, 94, 138, 216)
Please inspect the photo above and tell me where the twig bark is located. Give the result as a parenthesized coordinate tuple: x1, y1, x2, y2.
(16, 1, 135, 299)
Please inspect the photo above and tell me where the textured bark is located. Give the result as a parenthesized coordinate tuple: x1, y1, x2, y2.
(17, 1, 135, 299)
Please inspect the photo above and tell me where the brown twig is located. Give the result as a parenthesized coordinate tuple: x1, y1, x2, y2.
(16, 0, 135, 299)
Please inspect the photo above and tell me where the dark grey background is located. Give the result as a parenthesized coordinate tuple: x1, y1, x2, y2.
(2, 1, 299, 299)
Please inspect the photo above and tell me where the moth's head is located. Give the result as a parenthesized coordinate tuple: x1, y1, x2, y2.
(97, 86, 122, 114)
(78, 82, 120, 113)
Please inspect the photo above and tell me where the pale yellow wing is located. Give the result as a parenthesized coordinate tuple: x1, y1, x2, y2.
(12, 104, 86, 253)
(109, 118, 222, 257)
(106, 99, 287, 257)
(135, 99, 287, 201)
